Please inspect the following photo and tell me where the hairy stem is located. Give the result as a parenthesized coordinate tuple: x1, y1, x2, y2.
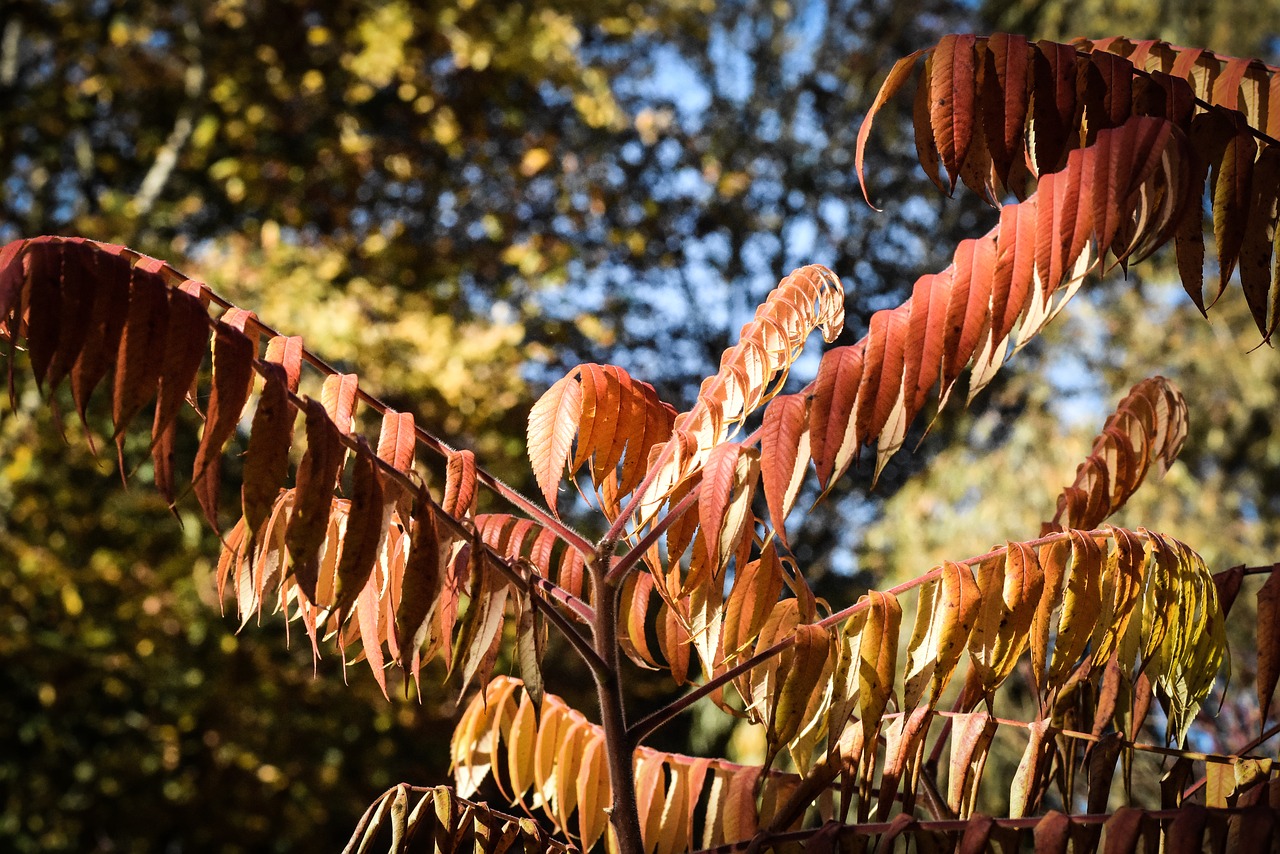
(590, 558, 645, 854)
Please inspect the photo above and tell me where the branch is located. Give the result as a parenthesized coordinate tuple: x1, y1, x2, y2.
(604, 483, 701, 586)
(694, 805, 1262, 854)
(629, 528, 1109, 744)
(227, 297, 595, 557)
(1182, 721, 1280, 800)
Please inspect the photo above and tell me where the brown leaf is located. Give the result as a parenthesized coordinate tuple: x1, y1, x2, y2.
(1086, 732, 1124, 814)
(23, 241, 63, 391)
(1257, 565, 1280, 722)
(332, 441, 386, 624)
(242, 362, 296, 537)
(287, 398, 345, 602)
(1031, 40, 1078, 174)
(70, 250, 132, 425)
(1033, 810, 1072, 854)
(262, 334, 303, 392)
(192, 322, 257, 531)
(112, 264, 170, 438)
(1240, 143, 1280, 339)
(149, 288, 211, 504)
(856, 49, 926, 207)
(1165, 802, 1207, 854)
(395, 498, 443, 684)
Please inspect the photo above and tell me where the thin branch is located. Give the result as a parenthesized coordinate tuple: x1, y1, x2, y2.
(629, 528, 1111, 744)
(528, 571, 607, 677)
(1182, 720, 1280, 799)
(695, 804, 1261, 854)
(604, 483, 701, 586)
(271, 377, 595, 628)
(110, 241, 598, 559)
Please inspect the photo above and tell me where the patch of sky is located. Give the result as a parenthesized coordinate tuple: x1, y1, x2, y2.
(623, 44, 712, 127)
(779, 1, 828, 87)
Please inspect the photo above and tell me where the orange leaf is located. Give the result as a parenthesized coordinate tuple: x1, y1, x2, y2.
(527, 372, 582, 514)
(697, 443, 760, 576)
(263, 334, 303, 392)
(443, 449, 477, 518)
(375, 409, 416, 472)
(856, 49, 926, 207)
(320, 372, 360, 434)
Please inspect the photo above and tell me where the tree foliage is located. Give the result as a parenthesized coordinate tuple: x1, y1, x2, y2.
(6, 23, 1280, 854)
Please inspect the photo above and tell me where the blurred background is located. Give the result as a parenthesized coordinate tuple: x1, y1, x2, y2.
(2, 0, 1280, 849)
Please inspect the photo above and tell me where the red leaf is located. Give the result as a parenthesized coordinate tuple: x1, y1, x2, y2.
(759, 393, 809, 545)
(855, 305, 910, 451)
(71, 250, 131, 426)
(44, 242, 98, 393)
(112, 263, 170, 438)
(931, 34, 978, 192)
(809, 344, 865, 491)
(903, 271, 950, 421)
(24, 241, 62, 389)
(981, 33, 1031, 188)
(1031, 40, 1078, 174)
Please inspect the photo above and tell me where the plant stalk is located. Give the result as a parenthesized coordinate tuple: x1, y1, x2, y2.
(590, 556, 645, 854)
